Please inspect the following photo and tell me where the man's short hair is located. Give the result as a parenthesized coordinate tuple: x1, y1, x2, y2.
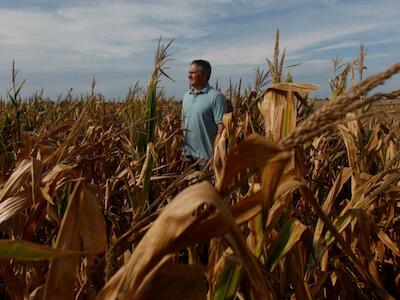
(191, 59, 211, 81)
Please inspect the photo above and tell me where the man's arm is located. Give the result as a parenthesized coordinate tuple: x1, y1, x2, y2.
(212, 92, 227, 148)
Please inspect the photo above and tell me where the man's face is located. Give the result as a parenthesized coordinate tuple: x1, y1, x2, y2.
(188, 64, 207, 88)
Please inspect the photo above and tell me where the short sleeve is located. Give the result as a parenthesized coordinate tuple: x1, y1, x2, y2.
(212, 93, 227, 124)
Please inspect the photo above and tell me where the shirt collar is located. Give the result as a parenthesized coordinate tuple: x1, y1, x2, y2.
(190, 84, 211, 95)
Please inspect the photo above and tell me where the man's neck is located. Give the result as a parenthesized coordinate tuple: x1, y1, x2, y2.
(191, 83, 208, 93)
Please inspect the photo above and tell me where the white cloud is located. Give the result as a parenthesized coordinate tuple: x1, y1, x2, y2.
(0, 0, 399, 98)
(192, 19, 398, 66)
(312, 36, 400, 53)
(312, 41, 359, 52)
(0, 2, 208, 71)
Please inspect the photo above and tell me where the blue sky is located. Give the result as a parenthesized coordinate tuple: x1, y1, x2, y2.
(0, 0, 399, 100)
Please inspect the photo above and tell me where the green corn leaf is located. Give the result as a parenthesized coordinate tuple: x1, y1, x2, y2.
(213, 259, 243, 300)
(266, 218, 307, 271)
(0, 240, 86, 261)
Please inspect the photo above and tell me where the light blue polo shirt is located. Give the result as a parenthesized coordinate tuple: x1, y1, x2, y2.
(182, 84, 227, 160)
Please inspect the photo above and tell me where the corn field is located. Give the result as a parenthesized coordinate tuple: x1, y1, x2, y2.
(0, 36, 399, 300)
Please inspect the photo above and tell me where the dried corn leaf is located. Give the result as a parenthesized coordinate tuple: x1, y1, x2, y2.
(338, 124, 361, 192)
(271, 82, 318, 94)
(78, 184, 107, 253)
(215, 133, 287, 193)
(313, 167, 352, 256)
(29, 285, 45, 300)
(42, 164, 75, 183)
(260, 154, 290, 215)
(135, 255, 206, 300)
(43, 182, 82, 300)
(0, 191, 31, 224)
(188, 173, 305, 245)
(98, 181, 274, 300)
(0, 160, 31, 203)
(377, 231, 400, 257)
(287, 245, 313, 300)
(0, 261, 23, 300)
(31, 158, 43, 204)
(44, 180, 106, 299)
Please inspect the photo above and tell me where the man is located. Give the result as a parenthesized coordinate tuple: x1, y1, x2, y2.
(182, 60, 227, 169)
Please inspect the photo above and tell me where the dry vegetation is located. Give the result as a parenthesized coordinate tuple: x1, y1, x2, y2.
(0, 34, 399, 299)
